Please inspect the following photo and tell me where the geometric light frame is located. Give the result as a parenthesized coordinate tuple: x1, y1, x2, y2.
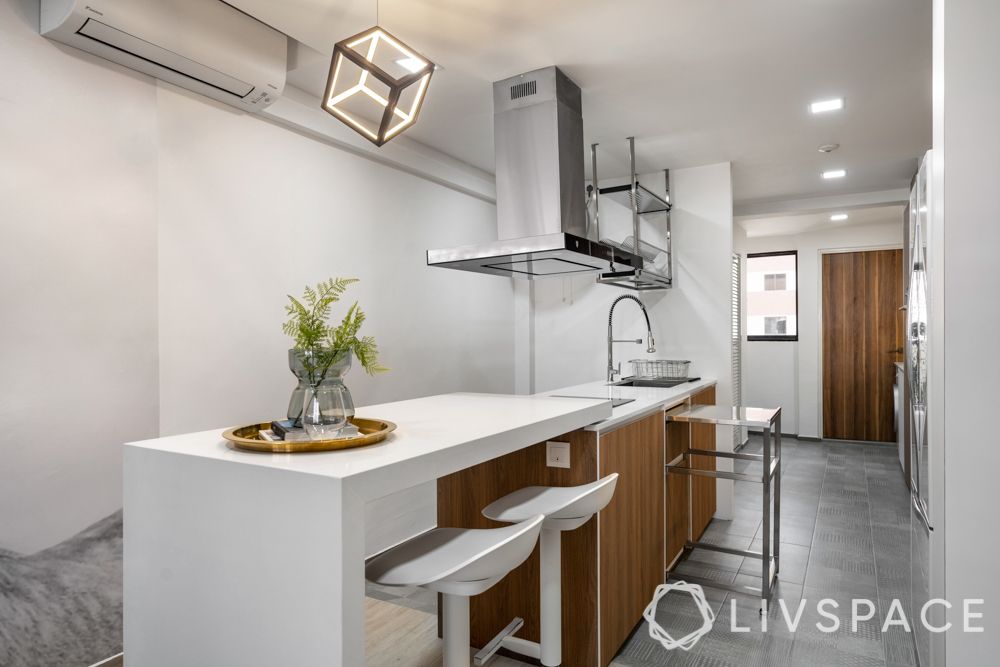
(321, 26, 435, 147)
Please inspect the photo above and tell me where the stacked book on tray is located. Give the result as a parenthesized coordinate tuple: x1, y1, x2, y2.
(257, 419, 360, 442)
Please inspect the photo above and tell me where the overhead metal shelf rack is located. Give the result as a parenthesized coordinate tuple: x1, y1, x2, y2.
(591, 137, 674, 290)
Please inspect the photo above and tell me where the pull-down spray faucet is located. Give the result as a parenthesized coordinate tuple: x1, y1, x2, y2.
(607, 295, 656, 383)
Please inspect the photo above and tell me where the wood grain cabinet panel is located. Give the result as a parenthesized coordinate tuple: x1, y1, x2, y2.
(598, 413, 665, 666)
(665, 416, 689, 567)
(690, 386, 717, 540)
(437, 429, 600, 666)
(665, 386, 718, 564)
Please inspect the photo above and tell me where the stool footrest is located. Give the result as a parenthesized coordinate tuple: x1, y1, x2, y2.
(473, 617, 525, 666)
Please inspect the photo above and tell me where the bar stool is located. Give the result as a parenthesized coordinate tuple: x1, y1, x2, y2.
(474, 474, 620, 667)
(365, 514, 544, 667)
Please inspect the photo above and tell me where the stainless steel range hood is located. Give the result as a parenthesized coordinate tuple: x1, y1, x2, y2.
(426, 66, 642, 278)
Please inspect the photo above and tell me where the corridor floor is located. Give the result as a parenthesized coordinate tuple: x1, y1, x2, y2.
(613, 435, 916, 667)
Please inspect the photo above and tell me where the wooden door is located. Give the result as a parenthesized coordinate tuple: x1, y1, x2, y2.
(822, 249, 904, 441)
(598, 413, 665, 666)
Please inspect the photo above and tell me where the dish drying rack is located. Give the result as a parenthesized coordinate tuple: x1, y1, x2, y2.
(589, 137, 673, 290)
(630, 359, 690, 380)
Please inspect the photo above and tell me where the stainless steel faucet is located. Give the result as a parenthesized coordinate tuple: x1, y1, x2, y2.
(607, 295, 656, 382)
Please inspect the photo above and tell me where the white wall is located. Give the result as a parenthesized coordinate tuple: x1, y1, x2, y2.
(530, 162, 736, 519)
(155, 86, 513, 557)
(936, 0, 1000, 661)
(736, 221, 903, 438)
(0, 0, 159, 554)
(0, 0, 512, 554)
(156, 85, 513, 435)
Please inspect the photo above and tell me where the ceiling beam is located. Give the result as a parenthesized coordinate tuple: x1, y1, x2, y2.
(261, 85, 497, 203)
(734, 188, 909, 219)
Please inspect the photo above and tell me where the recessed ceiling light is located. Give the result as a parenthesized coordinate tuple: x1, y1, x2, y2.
(811, 98, 845, 114)
(818, 143, 840, 153)
(830, 213, 849, 221)
(822, 169, 847, 179)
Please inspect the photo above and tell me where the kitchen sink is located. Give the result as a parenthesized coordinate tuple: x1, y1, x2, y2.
(610, 377, 697, 388)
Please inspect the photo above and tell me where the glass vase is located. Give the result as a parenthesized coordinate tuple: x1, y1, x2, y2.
(287, 349, 356, 438)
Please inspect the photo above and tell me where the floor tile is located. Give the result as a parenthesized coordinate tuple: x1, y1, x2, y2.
(616, 435, 918, 667)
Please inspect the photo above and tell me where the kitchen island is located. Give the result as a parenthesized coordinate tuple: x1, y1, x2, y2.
(122, 393, 611, 667)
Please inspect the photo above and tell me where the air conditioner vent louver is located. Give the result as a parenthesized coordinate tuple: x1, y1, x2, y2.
(510, 80, 537, 100)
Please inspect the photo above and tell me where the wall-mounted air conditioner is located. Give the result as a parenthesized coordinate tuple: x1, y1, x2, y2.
(41, 0, 287, 113)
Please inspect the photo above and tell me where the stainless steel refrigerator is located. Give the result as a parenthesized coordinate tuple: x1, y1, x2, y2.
(907, 151, 937, 666)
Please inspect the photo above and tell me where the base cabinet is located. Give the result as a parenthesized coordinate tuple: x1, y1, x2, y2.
(597, 413, 665, 666)
(690, 386, 717, 540)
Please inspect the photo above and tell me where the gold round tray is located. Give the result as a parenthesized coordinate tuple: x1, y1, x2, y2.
(222, 418, 396, 453)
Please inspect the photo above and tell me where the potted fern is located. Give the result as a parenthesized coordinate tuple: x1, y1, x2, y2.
(283, 278, 386, 439)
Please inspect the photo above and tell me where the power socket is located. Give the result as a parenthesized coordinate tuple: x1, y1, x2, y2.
(546, 441, 570, 468)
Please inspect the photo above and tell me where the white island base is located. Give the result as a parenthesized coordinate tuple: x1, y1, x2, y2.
(123, 393, 610, 666)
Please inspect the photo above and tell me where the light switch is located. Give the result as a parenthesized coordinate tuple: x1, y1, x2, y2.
(546, 441, 570, 468)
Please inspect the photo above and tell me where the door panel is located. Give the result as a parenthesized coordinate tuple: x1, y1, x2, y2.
(822, 249, 904, 441)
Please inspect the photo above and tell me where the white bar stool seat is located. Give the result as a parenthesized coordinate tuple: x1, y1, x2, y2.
(476, 474, 619, 666)
(366, 515, 544, 667)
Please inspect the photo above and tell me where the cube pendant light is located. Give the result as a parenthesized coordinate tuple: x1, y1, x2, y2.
(321, 26, 434, 146)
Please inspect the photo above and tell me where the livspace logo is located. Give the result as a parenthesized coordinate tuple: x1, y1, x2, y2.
(730, 597, 985, 635)
(643, 584, 986, 653)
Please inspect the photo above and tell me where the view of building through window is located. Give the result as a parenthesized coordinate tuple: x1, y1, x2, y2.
(747, 251, 798, 340)
(764, 273, 787, 291)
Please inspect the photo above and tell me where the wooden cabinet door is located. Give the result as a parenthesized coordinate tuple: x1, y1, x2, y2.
(598, 413, 664, 666)
(690, 386, 717, 539)
(665, 411, 689, 567)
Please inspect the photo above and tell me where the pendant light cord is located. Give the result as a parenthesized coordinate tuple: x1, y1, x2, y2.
(376, 0, 379, 26)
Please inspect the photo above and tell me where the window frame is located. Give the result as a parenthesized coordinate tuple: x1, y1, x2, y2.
(746, 250, 799, 342)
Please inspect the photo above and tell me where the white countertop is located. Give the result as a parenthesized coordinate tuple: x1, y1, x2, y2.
(125, 378, 716, 500)
(126, 392, 611, 500)
(543, 377, 717, 433)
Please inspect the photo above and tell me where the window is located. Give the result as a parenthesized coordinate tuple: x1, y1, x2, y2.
(763, 273, 786, 291)
(764, 316, 787, 335)
(747, 251, 798, 341)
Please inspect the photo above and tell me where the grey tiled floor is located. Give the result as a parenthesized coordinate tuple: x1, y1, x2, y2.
(613, 435, 916, 667)
(367, 436, 916, 667)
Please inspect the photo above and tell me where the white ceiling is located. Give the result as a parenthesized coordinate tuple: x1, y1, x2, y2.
(738, 204, 904, 238)
(231, 0, 931, 205)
